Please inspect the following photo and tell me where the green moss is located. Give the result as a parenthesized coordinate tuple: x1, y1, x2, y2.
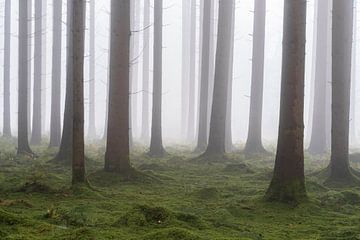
(141, 227, 202, 240)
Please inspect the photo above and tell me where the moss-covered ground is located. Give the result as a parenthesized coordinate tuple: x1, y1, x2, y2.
(1, 139, 360, 239)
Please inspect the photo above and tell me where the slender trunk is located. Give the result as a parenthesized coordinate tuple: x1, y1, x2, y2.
(327, 0, 355, 182)
(88, 0, 96, 139)
(266, 0, 307, 202)
(308, 0, 330, 155)
(31, 0, 43, 145)
(149, 0, 165, 157)
(187, 0, 196, 141)
(41, 0, 47, 132)
(225, 5, 235, 153)
(244, 0, 267, 155)
(181, 0, 190, 140)
(196, 0, 212, 152)
(49, 0, 62, 147)
(55, 0, 74, 163)
(18, 0, 33, 155)
(203, 0, 235, 157)
(72, 0, 86, 184)
(141, 0, 151, 143)
(350, 6, 357, 146)
(105, 0, 131, 173)
(27, 0, 32, 137)
(3, 0, 11, 137)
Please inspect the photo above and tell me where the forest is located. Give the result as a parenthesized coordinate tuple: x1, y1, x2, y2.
(1, 0, 360, 239)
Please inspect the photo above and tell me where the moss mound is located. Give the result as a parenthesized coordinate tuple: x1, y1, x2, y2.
(223, 163, 254, 174)
(0, 209, 23, 225)
(194, 187, 220, 200)
(319, 190, 360, 205)
(141, 227, 202, 240)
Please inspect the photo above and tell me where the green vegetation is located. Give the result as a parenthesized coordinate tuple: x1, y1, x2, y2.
(1, 140, 360, 239)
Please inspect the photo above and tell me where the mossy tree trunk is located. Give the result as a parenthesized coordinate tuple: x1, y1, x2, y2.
(49, 0, 62, 148)
(202, 0, 235, 157)
(72, 0, 86, 184)
(244, 0, 267, 155)
(327, 0, 356, 184)
(266, 0, 307, 202)
(149, 0, 166, 157)
(104, 0, 131, 173)
(18, 0, 33, 156)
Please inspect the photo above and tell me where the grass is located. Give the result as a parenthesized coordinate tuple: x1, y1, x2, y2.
(0, 139, 360, 239)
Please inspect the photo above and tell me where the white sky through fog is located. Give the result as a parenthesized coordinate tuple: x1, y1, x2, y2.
(1, 0, 360, 147)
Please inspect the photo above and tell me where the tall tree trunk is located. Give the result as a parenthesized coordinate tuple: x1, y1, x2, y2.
(141, 0, 151, 143)
(225, 5, 235, 153)
(149, 0, 165, 157)
(187, 0, 196, 141)
(88, 0, 96, 139)
(105, 0, 131, 173)
(244, 0, 267, 155)
(196, 0, 212, 152)
(27, 0, 32, 137)
(3, 0, 11, 137)
(266, 0, 307, 202)
(203, 0, 235, 157)
(18, 0, 33, 155)
(72, 0, 86, 184)
(181, 0, 190, 140)
(30, 0, 43, 145)
(308, 0, 330, 155)
(41, 0, 47, 132)
(350, 6, 357, 146)
(327, 0, 356, 184)
(55, 0, 74, 163)
(49, 0, 62, 147)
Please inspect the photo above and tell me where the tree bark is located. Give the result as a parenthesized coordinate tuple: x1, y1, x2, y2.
(327, 0, 356, 183)
(105, 0, 131, 173)
(244, 0, 267, 155)
(350, 6, 357, 146)
(196, 0, 212, 152)
(87, 0, 96, 139)
(27, 0, 32, 137)
(55, 0, 74, 163)
(141, 0, 151, 143)
(203, 0, 235, 157)
(72, 0, 86, 184)
(149, 0, 165, 157)
(18, 0, 33, 155)
(266, 0, 307, 202)
(308, 0, 331, 155)
(3, 0, 11, 137)
(49, 0, 62, 147)
(31, 0, 43, 145)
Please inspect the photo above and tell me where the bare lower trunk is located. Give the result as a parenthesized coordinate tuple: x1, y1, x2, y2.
(72, 0, 86, 184)
(141, 0, 151, 143)
(49, 0, 62, 147)
(31, 0, 43, 146)
(105, 0, 131, 173)
(18, 0, 33, 155)
(327, 0, 355, 183)
(149, 0, 165, 157)
(203, 0, 235, 157)
(244, 0, 267, 155)
(266, 0, 307, 202)
(3, 0, 11, 137)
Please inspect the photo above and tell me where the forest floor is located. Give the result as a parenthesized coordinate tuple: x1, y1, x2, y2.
(1, 139, 360, 239)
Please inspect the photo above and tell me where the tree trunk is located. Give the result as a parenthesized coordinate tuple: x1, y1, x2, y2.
(149, 0, 165, 157)
(3, 0, 11, 137)
(18, 0, 33, 155)
(49, 0, 62, 147)
(196, 0, 212, 152)
(105, 0, 131, 173)
(187, 0, 196, 142)
(141, 0, 151, 143)
(27, 0, 32, 137)
(266, 0, 307, 202)
(327, 0, 356, 184)
(181, 0, 190, 140)
(350, 6, 357, 146)
(308, 0, 330, 155)
(244, 0, 267, 155)
(203, 0, 235, 157)
(55, 0, 74, 163)
(87, 0, 96, 139)
(72, 0, 86, 184)
(31, 0, 43, 145)
(41, 0, 47, 132)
